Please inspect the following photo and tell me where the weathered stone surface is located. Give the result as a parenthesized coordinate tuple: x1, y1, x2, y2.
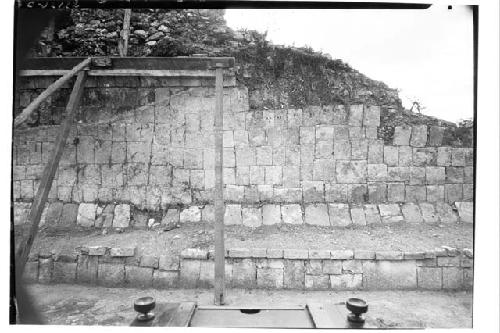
(125, 265, 153, 287)
(44, 202, 63, 225)
(181, 248, 208, 259)
(329, 203, 352, 227)
(364, 204, 381, 224)
(153, 270, 179, 288)
(442, 267, 463, 289)
(376, 251, 403, 260)
(159, 255, 180, 271)
(410, 125, 427, 147)
(305, 274, 330, 289)
(179, 259, 200, 287)
(228, 248, 251, 258)
(455, 202, 473, 223)
(98, 263, 125, 286)
(322, 260, 342, 274)
(305, 260, 323, 275)
(110, 247, 136, 257)
(367, 164, 387, 182)
(180, 206, 201, 223)
(257, 267, 284, 288)
(387, 183, 405, 202)
(330, 274, 363, 290)
(401, 203, 423, 223)
(342, 260, 363, 273)
(281, 204, 303, 224)
(435, 202, 458, 223)
(76, 255, 98, 283)
(426, 185, 445, 202)
(363, 261, 417, 289)
(350, 207, 366, 225)
(283, 260, 305, 289)
(242, 207, 262, 227)
(444, 184, 463, 204)
(405, 185, 426, 202)
(308, 249, 331, 260)
(140, 255, 159, 268)
(404, 252, 425, 260)
(77, 203, 97, 227)
(354, 250, 375, 260)
(88, 246, 107, 256)
(51, 262, 76, 283)
(437, 256, 461, 267)
(198, 260, 215, 288)
(335, 160, 367, 183)
(266, 249, 284, 259)
(393, 126, 411, 146)
(463, 268, 473, 289)
(417, 267, 442, 289)
(284, 249, 309, 259)
(331, 250, 354, 260)
(363, 105, 380, 126)
(113, 204, 130, 228)
(262, 204, 281, 225)
(378, 204, 401, 217)
(224, 204, 242, 225)
(231, 259, 256, 287)
(305, 204, 330, 226)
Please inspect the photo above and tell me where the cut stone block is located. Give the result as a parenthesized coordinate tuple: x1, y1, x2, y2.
(442, 267, 463, 289)
(284, 260, 305, 289)
(420, 203, 440, 223)
(455, 202, 473, 223)
(262, 204, 281, 225)
(363, 260, 417, 289)
(180, 206, 201, 223)
(401, 203, 423, 223)
(417, 267, 442, 290)
(335, 160, 367, 183)
(224, 204, 242, 225)
(153, 270, 179, 289)
(435, 202, 458, 223)
(393, 126, 411, 146)
(179, 260, 201, 288)
(350, 207, 366, 225)
(428, 126, 445, 146)
(363, 105, 380, 127)
(323, 260, 342, 274)
(242, 207, 262, 227)
(281, 204, 303, 224)
(410, 125, 427, 147)
(329, 203, 352, 227)
(98, 263, 125, 287)
(364, 204, 381, 224)
(231, 259, 256, 288)
(52, 262, 76, 283)
(305, 274, 330, 290)
(112, 204, 130, 228)
(342, 260, 363, 273)
(330, 274, 363, 290)
(162, 209, 180, 225)
(305, 204, 330, 226)
(378, 204, 401, 217)
(257, 267, 284, 289)
(60, 203, 79, 226)
(331, 250, 354, 260)
(77, 203, 97, 227)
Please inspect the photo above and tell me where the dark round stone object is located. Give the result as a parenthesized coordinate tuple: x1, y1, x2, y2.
(346, 297, 368, 316)
(134, 296, 156, 321)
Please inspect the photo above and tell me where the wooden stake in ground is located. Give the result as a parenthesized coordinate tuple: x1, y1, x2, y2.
(13, 57, 91, 128)
(118, 9, 132, 57)
(213, 63, 225, 305)
(15, 70, 87, 278)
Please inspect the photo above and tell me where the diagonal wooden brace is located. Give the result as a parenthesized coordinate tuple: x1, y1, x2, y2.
(15, 70, 87, 279)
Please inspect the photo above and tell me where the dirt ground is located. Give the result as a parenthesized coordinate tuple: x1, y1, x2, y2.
(19, 222, 474, 257)
(22, 284, 472, 328)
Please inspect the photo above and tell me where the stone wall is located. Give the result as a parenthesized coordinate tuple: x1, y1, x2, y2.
(12, 75, 474, 229)
(23, 246, 473, 291)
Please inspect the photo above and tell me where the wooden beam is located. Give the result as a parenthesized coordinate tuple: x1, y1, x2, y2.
(14, 57, 91, 128)
(213, 63, 225, 306)
(118, 9, 131, 57)
(20, 69, 233, 78)
(15, 70, 87, 278)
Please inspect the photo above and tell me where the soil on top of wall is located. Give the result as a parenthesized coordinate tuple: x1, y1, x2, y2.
(18, 222, 473, 259)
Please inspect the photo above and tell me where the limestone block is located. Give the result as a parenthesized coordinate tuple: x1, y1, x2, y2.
(437, 147, 451, 166)
(322, 260, 342, 274)
(364, 204, 381, 224)
(444, 184, 463, 203)
(426, 166, 445, 184)
(435, 202, 458, 223)
(262, 204, 281, 225)
(451, 148, 466, 166)
(419, 203, 439, 223)
(38, 258, 53, 283)
(368, 184, 387, 203)
(242, 207, 262, 227)
(273, 187, 302, 203)
(180, 206, 201, 223)
(284, 249, 309, 259)
(437, 256, 461, 267)
(236, 148, 256, 166)
(305, 274, 330, 290)
(283, 166, 300, 187)
(348, 104, 364, 126)
(283, 260, 305, 289)
(410, 125, 428, 147)
(384, 146, 399, 166)
(281, 204, 303, 224)
(376, 251, 403, 260)
(125, 266, 153, 288)
(413, 147, 437, 166)
(350, 207, 366, 225)
(56, 203, 76, 226)
(198, 261, 215, 288)
(231, 259, 256, 288)
(417, 267, 442, 289)
(305, 204, 330, 226)
(256, 146, 273, 166)
(393, 126, 411, 146)
(409, 167, 426, 185)
(110, 247, 136, 257)
(249, 166, 264, 184)
(159, 255, 180, 271)
(266, 249, 284, 259)
(330, 274, 363, 290)
(387, 183, 405, 202)
(398, 146, 413, 166)
(180, 248, 208, 260)
(354, 250, 376, 260)
(463, 184, 474, 201)
(77, 203, 97, 227)
(368, 140, 384, 163)
(98, 264, 125, 286)
(402, 203, 423, 223)
(153, 270, 179, 289)
(342, 260, 363, 274)
(367, 164, 387, 182)
(428, 126, 445, 146)
(335, 160, 367, 183)
(426, 185, 445, 202)
(329, 203, 352, 227)
(325, 184, 348, 202)
(331, 250, 354, 260)
(162, 209, 179, 226)
(378, 204, 401, 217)
(299, 127, 315, 145)
(257, 267, 284, 288)
(313, 159, 336, 181)
(302, 181, 324, 202)
(113, 204, 130, 228)
(387, 167, 410, 182)
(288, 109, 303, 127)
(455, 202, 473, 223)
(363, 261, 417, 289)
(316, 125, 334, 141)
(405, 185, 427, 202)
(351, 139, 368, 160)
(51, 262, 76, 283)
(442, 267, 463, 289)
(365, 126, 378, 139)
(76, 255, 98, 283)
(363, 105, 380, 127)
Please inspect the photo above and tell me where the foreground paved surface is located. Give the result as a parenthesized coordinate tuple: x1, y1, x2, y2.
(23, 284, 472, 328)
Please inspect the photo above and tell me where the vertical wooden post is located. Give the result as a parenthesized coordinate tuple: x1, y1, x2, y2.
(214, 63, 225, 305)
(15, 70, 87, 278)
(118, 9, 131, 57)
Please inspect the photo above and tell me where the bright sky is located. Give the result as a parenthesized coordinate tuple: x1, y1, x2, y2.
(225, 5, 474, 123)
